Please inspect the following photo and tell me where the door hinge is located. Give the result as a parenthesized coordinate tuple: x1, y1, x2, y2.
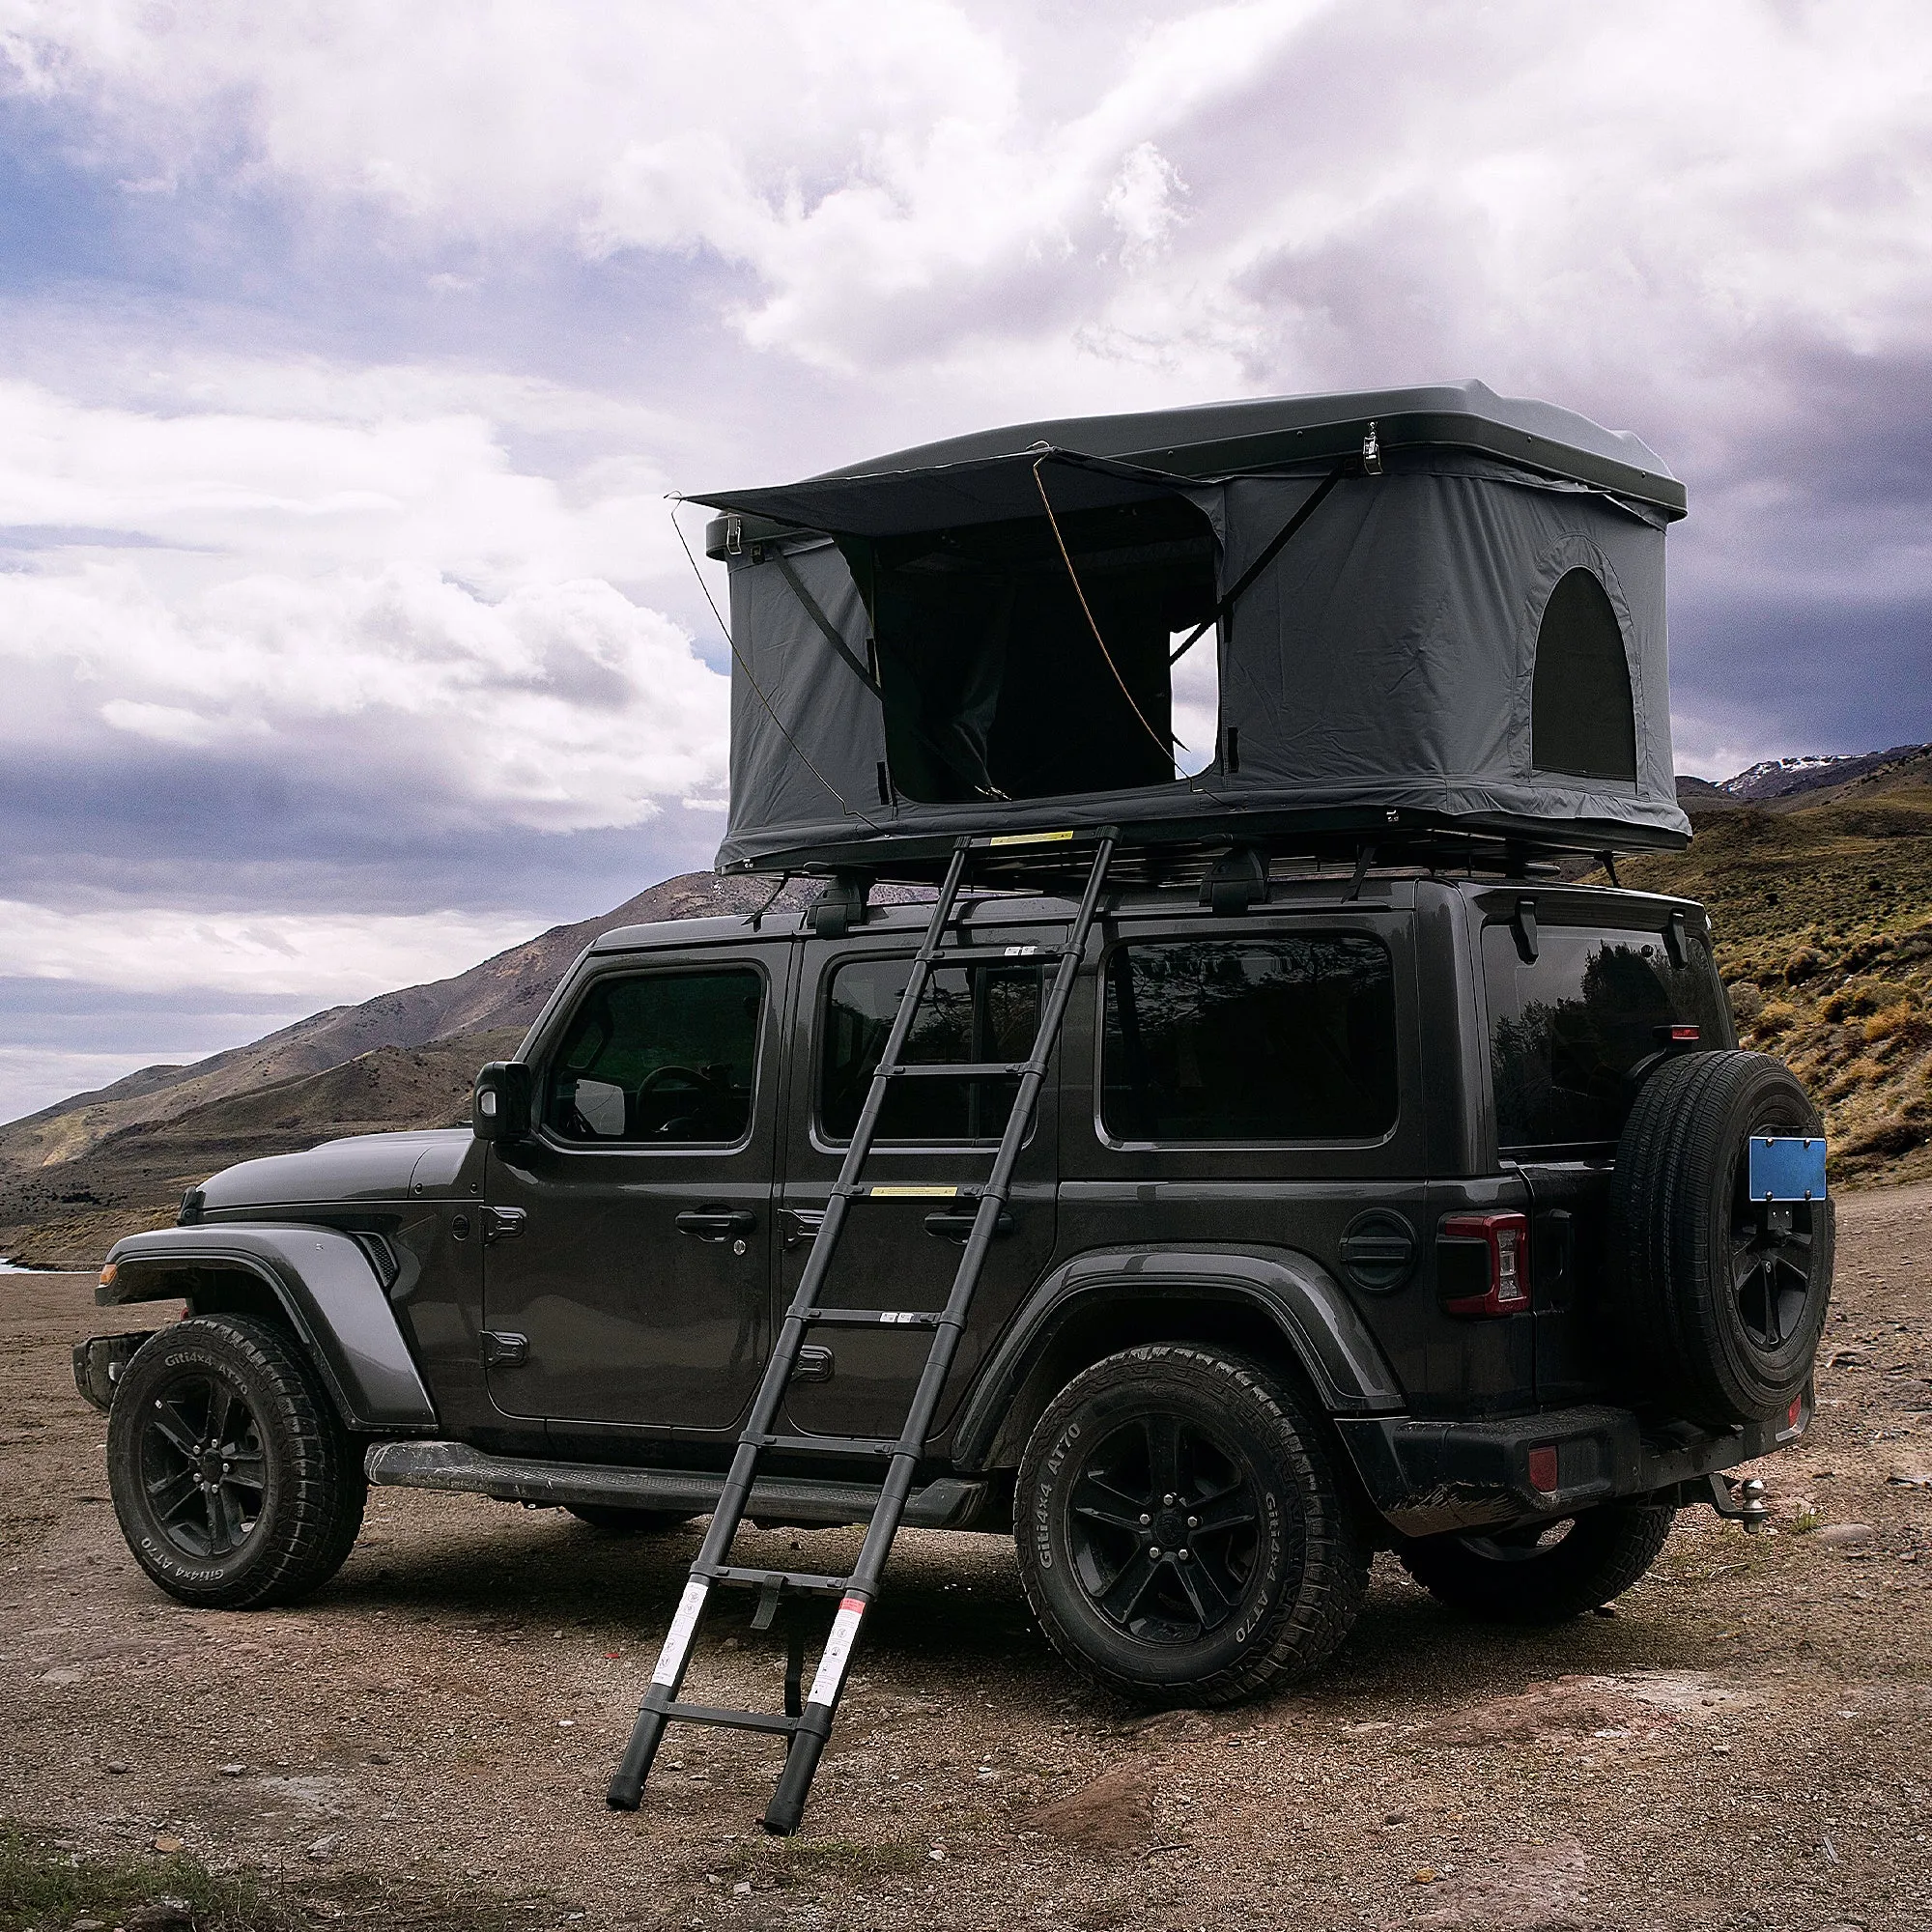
(480, 1330, 529, 1368)
(483, 1205, 527, 1243)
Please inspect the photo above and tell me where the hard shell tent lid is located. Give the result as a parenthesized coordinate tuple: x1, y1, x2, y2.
(687, 381, 1691, 877)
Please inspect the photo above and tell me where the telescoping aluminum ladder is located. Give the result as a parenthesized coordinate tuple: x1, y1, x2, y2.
(607, 830, 1118, 1834)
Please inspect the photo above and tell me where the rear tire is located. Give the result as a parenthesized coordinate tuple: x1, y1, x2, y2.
(1014, 1345, 1369, 1705)
(1397, 1502, 1676, 1623)
(1614, 1051, 1833, 1427)
(564, 1505, 692, 1534)
(107, 1315, 366, 1609)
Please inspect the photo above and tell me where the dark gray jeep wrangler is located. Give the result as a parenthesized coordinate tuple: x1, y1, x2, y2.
(79, 385, 1833, 1721)
(80, 869, 1829, 1704)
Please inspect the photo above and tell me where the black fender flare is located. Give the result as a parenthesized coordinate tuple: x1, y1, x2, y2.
(952, 1243, 1405, 1469)
(99, 1224, 438, 1433)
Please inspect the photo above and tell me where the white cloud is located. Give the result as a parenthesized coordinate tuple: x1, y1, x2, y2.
(0, 375, 731, 834)
(10, 0, 1932, 414)
(0, 899, 533, 1000)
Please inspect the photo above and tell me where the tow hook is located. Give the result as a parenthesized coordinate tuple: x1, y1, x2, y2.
(1704, 1472, 1772, 1531)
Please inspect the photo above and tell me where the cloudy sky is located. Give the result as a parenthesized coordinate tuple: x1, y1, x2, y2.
(1, 0, 1929, 1122)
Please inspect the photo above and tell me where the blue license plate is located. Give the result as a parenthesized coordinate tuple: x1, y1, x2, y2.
(1747, 1135, 1827, 1203)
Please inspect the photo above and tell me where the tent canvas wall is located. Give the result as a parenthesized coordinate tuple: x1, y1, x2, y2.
(689, 382, 1690, 876)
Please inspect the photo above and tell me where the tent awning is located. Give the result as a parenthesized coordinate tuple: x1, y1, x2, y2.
(683, 447, 1193, 541)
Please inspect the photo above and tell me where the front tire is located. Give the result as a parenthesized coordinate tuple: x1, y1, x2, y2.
(107, 1315, 366, 1609)
(1397, 1501, 1677, 1624)
(1014, 1345, 1368, 1705)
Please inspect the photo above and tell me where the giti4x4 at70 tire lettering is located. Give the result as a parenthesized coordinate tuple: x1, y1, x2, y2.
(106, 1314, 367, 1610)
(1014, 1345, 1369, 1705)
(1612, 1050, 1834, 1429)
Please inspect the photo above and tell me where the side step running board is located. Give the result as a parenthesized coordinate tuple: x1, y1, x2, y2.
(364, 1439, 988, 1530)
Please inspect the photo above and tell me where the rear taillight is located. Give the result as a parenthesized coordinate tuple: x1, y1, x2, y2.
(1438, 1211, 1531, 1317)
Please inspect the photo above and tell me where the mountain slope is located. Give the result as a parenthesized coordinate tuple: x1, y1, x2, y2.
(0, 872, 821, 1265)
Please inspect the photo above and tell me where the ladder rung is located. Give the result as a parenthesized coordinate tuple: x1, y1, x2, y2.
(756, 1433, 908, 1458)
(804, 1307, 943, 1329)
(663, 1700, 799, 1737)
(881, 1060, 1030, 1080)
(701, 1565, 850, 1597)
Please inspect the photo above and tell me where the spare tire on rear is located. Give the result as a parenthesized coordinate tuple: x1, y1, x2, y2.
(1612, 1050, 1833, 1429)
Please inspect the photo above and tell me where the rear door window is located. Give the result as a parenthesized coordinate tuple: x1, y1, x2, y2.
(820, 957, 1043, 1143)
(1101, 935, 1397, 1143)
(1482, 922, 1727, 1152)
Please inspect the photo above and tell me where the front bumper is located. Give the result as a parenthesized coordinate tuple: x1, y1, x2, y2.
(1338, 1392, 1810, 1538)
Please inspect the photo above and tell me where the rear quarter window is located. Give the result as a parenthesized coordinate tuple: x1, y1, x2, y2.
(1101, 934, 1397, 1143)
(1482, 921, 1728, 1152)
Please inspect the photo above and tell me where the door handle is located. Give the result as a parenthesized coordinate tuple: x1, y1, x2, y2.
(675, 1207, 756, 1241)
(483, 1206, 526, 1244)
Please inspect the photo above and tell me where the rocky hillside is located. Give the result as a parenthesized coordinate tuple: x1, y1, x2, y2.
(1614, 748, 1932, 1187)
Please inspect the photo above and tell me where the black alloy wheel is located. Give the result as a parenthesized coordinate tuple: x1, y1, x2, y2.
(107, 1314, 366, 1608)
(1016, 1345, 1368, 1705)
(1730, 1170, 1819, 1353)
(138, 1371, 268, 1559)
(1063, 1412, 1261, 1642)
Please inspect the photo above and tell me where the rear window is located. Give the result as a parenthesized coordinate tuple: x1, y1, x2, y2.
(1101, 936, 1398, 1143)
(1483, 922, 1728, 1152)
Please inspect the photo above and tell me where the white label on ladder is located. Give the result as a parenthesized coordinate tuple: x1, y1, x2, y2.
(807, 1596, 867, 1708)
(650, 1577, 709, 1687)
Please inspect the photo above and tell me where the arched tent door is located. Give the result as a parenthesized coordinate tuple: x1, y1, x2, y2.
(1531, 567, 1637, 784)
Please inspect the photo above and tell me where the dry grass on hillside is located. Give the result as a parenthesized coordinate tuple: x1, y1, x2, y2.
(1607, 784, 1932, 1187)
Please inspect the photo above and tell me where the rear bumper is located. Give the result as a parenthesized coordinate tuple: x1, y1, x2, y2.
(1338, 1394, 1809, 1538)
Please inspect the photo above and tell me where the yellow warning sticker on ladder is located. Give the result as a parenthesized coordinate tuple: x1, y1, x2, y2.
(987, 828, 1075, 847)
(867, 1183, 961, 1199)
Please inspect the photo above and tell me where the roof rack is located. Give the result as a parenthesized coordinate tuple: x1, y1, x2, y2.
(717, 814, 1643, 893)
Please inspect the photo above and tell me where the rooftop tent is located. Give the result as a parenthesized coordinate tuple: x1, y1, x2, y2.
(689, 382, 1690, 875)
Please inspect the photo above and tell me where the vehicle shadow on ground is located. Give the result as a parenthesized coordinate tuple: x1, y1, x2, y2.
(316, 1509, 1723, 1720)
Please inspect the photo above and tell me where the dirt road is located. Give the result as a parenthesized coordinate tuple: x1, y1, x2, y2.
(4, 1188, 1929, 1931)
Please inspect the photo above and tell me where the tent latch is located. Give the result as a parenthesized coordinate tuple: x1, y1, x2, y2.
(1361, 420, 1383, 476)
(725, 513, 743, 556)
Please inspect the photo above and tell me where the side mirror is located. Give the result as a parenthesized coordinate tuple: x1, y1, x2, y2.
(472, 1062, 532, 1144)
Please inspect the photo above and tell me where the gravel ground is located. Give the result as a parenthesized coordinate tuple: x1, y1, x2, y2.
(4, 1186, 1929, 1932)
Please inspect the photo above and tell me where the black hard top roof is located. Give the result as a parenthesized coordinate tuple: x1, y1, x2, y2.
(698, 380, 1684, 553)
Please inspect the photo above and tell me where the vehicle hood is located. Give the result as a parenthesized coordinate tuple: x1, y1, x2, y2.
(197, 1128, 478, 1213)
